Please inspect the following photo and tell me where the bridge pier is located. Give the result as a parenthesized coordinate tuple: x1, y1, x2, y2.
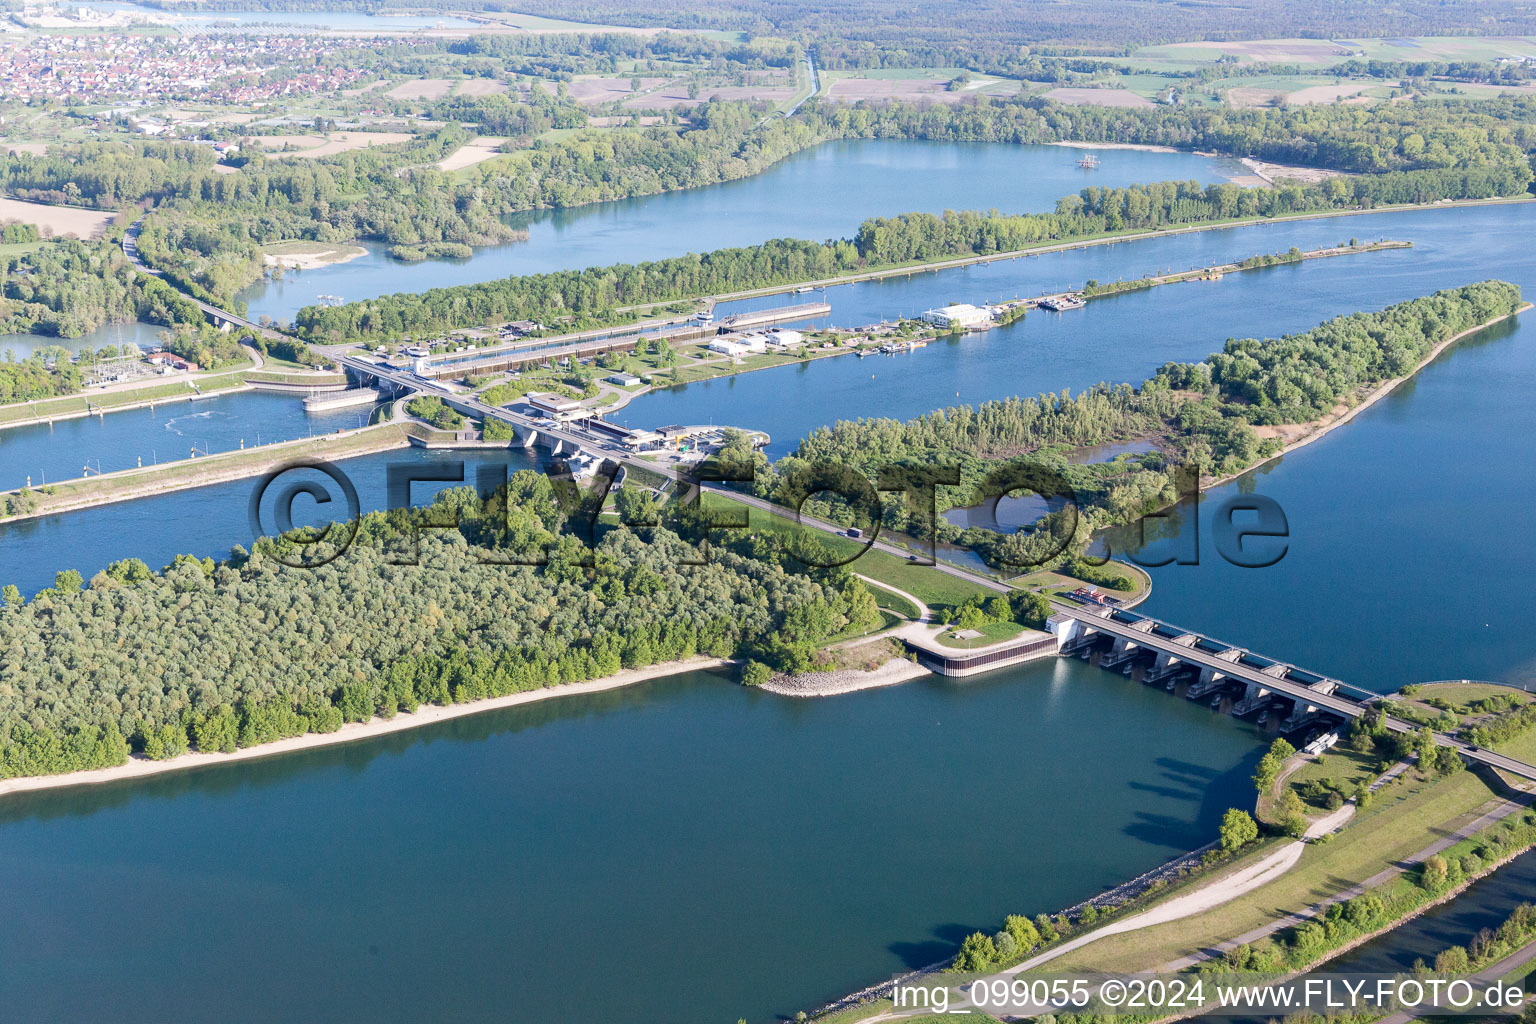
(1186, 667, 1227, 699)
(1233, 680, 1272, 715)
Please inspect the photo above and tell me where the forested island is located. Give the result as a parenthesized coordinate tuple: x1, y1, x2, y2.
(0, 477, 882, 779)
(763, 281, 1526, 567)
(0, 282, 1520, 781)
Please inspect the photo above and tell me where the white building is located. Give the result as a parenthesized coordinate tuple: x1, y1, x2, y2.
(526, 391, 583, 420)
(919, 303, 993, 330)
(706, 333, 766, 356)
(765, 328, 804, 348)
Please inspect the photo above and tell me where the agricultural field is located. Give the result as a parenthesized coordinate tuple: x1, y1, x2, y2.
(821, 67, 1026, 104)
(1043, 86, 1154, 107)
(1129, 34, 1536, 71)
(384, 78, 458, 101)
(436, 137, 509, 172)
(0, 196, 115, 238)
(549, 75, 675, 104)
(631, 81, 797, 108)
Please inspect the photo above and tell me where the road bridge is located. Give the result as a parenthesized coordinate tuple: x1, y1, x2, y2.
(1050, 603, 1536, 783)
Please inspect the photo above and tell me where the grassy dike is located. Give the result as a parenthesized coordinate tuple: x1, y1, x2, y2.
(0, 421, 411, 524)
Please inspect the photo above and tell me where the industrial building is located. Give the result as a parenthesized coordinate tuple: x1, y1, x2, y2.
(919, 303, 995, 330)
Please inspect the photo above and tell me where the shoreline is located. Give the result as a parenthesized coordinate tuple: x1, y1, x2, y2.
(1203, 302, 1533, 493)
(759, 657, 931, 697)
(0, 381, 253, 434)
(0, 656, 732, 801)
(682, 195, 1535, 310)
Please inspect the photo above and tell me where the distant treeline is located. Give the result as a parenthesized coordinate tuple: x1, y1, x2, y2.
(9, 89, 1536, 311)
(293, 166, 1530, 343)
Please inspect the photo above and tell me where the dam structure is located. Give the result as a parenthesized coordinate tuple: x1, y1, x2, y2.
(1048, 602, 1536, 783)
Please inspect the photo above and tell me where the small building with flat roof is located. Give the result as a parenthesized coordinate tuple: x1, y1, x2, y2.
(919, 303, 993, 330)
(526, 391, 583, 420)
(606, 371, 642, 387)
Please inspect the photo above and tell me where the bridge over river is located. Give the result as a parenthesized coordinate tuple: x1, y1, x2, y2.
(1050, 603, 1536, 783)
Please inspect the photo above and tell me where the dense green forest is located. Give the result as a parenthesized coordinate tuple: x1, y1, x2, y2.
(0, 239, 207, 338)
(9, 88, 1536, 312)
(293, 164, 1530, 342)
(0, 475, 882, 779)
(765, 281, 1524, 567)
(195, 0, 1536, 55)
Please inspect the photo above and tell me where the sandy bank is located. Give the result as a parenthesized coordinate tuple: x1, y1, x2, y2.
(1049, 140, 1180, 153)
(0, 656, 732, 800)
(263, 243, 369, 270)
(1209, 302, 1533, 492)
(760, 657, 930, 698)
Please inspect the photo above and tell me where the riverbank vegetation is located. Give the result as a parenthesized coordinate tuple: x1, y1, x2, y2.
(295, 166, 1528, 342)
(0, 478, 886, 780)
(10, 82, 1536, 317)
(762, 281, 1524, 569)
(1, 238, 206, 339)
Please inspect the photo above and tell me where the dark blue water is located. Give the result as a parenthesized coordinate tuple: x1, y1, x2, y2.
(0, 189, 1533, 1024)
(238, 139, 1240, 324)
(624, 205, 1522, 456)
(0, 658, 1264, 1024)
(0, 390, 374, 492)
(0, 447, 539, 595)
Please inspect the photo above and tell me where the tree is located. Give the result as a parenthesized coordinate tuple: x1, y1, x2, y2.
(1254, 751, 1286, 793)
(1277, 789, 1308, 837)
(1220, 808, 1259, 851)
(1004, 914, 1040, 951)
(953, 932, 997, 971)
(739, 661, 772, 687)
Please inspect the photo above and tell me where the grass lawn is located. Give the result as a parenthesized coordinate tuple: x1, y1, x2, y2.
(1409, 681, 1532, 712)
(1047, 767, 1498, 973)
(935, 619, 1029, 649)
(703, 492, 993, 616)
(1496, 729, 1536, 766)
(864, 581, 921, 620)
(1286, 747, 1381, 809)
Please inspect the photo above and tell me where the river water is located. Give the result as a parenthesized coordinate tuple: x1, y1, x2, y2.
(0, 141, 1533, 1024)
(0, 390, 374, 494)
(237, 139, 1240, 325)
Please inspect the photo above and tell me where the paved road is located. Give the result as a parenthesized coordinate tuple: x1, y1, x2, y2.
(1162, 795, 1533, 971)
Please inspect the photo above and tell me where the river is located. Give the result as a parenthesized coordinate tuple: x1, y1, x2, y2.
(0, 390, 376, 493)
(237, 139, 1241, 325)
(0, 142, 1533, 1024)
(0, 659, 1264, 1024)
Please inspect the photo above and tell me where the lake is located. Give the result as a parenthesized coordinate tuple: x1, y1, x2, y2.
(237, 139, 1242, 324)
